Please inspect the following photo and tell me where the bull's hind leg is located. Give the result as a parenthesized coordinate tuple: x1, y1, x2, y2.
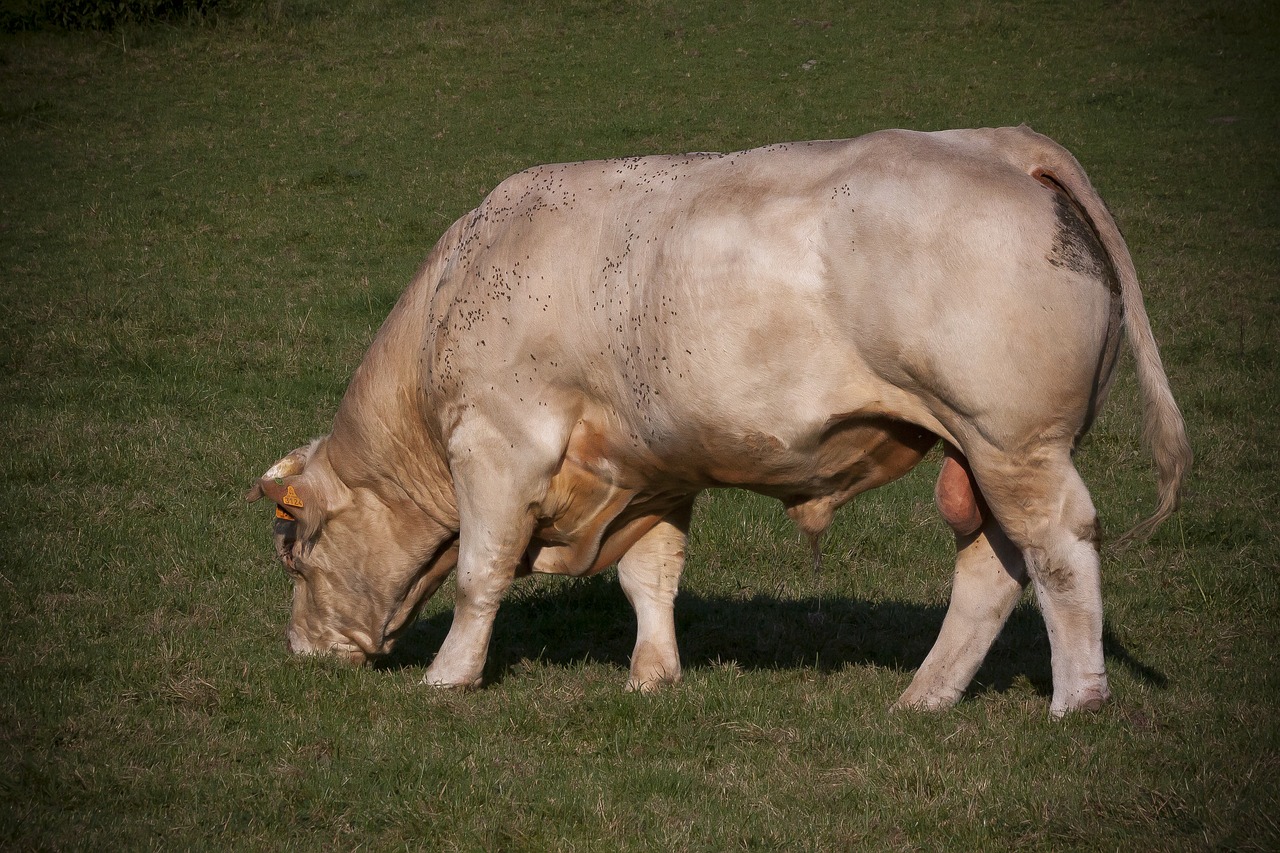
(967, 447, 1110, 717)
(616, 502, 694, 692)
(896, 517, 1028, 711)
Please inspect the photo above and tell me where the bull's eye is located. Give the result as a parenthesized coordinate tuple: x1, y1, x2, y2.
(280, 540, 305, 578)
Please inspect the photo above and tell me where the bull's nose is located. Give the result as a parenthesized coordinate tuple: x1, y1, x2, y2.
(343, 647, 370, 666)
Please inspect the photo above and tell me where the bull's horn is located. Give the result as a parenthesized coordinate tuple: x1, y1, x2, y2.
(245, 442, 318, 502)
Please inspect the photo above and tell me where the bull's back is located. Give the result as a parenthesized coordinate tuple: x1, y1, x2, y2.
(431, 129, 1116, 480)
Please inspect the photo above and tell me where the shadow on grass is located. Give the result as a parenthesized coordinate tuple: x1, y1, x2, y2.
(376, 578, 1166, 698)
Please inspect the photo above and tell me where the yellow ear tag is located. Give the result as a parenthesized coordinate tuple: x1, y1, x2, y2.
(275, 506, 296, 521)
(281, 485, 304, 508)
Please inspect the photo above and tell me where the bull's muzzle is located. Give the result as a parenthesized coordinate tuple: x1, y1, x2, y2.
(285, 627, 370, 665)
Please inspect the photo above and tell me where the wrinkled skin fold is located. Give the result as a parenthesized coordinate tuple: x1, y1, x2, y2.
(248, 126, 1190, 717)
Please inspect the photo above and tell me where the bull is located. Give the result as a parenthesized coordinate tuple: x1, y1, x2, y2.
(248, 126, 1190, 716)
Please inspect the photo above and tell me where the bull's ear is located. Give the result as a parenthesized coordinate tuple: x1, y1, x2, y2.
(249, 472, 332, 541)
(246, 441, 333, 537)
(253, 476, 308, 516)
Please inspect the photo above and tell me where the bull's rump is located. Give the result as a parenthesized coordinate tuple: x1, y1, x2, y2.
(428, 128, 1115, 487)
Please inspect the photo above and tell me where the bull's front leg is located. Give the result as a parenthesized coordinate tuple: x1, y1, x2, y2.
(424, 426, 542, 689)
(422, 539, 520, 689)
(616, 502, 694, 692)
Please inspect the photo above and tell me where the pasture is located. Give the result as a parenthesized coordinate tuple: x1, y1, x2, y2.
(1, 0, 1276, 848)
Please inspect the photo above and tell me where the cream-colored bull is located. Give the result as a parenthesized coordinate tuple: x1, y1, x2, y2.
(248, 126, 1190, 716)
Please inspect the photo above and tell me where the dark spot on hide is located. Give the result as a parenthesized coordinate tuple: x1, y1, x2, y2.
(1076, 515, 1102, 552)
(1023, 545, 1074, 597)
(1047, 193, 1109, 283)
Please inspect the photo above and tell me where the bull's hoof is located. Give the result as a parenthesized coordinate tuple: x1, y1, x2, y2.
(625, 671, 681, 693)
(891, 696, 957, 713)
(421, 673, 484, 691)
(893, 683, 962, 712)
(626, 643, 680, 693)
(1049, 684, 1111, 718)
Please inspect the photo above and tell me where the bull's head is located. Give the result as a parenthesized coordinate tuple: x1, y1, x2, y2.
(246, 440, 459, 663)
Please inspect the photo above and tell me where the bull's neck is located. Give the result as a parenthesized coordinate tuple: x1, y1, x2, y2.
(326, 278, 457, 530)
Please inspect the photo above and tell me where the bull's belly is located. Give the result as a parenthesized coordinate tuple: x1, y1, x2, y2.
(522, 414, 937, 577)
(676, 414, 938, 539)
(679, 415, 936, 493)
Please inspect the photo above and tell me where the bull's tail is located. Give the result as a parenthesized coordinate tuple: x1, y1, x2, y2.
(1014, 127, 1192, 544)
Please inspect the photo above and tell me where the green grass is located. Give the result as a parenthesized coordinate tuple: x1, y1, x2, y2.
(1, 0, 1277, 848)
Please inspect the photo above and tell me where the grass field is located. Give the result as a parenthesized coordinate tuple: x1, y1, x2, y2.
(2, 0, 1277, 848)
